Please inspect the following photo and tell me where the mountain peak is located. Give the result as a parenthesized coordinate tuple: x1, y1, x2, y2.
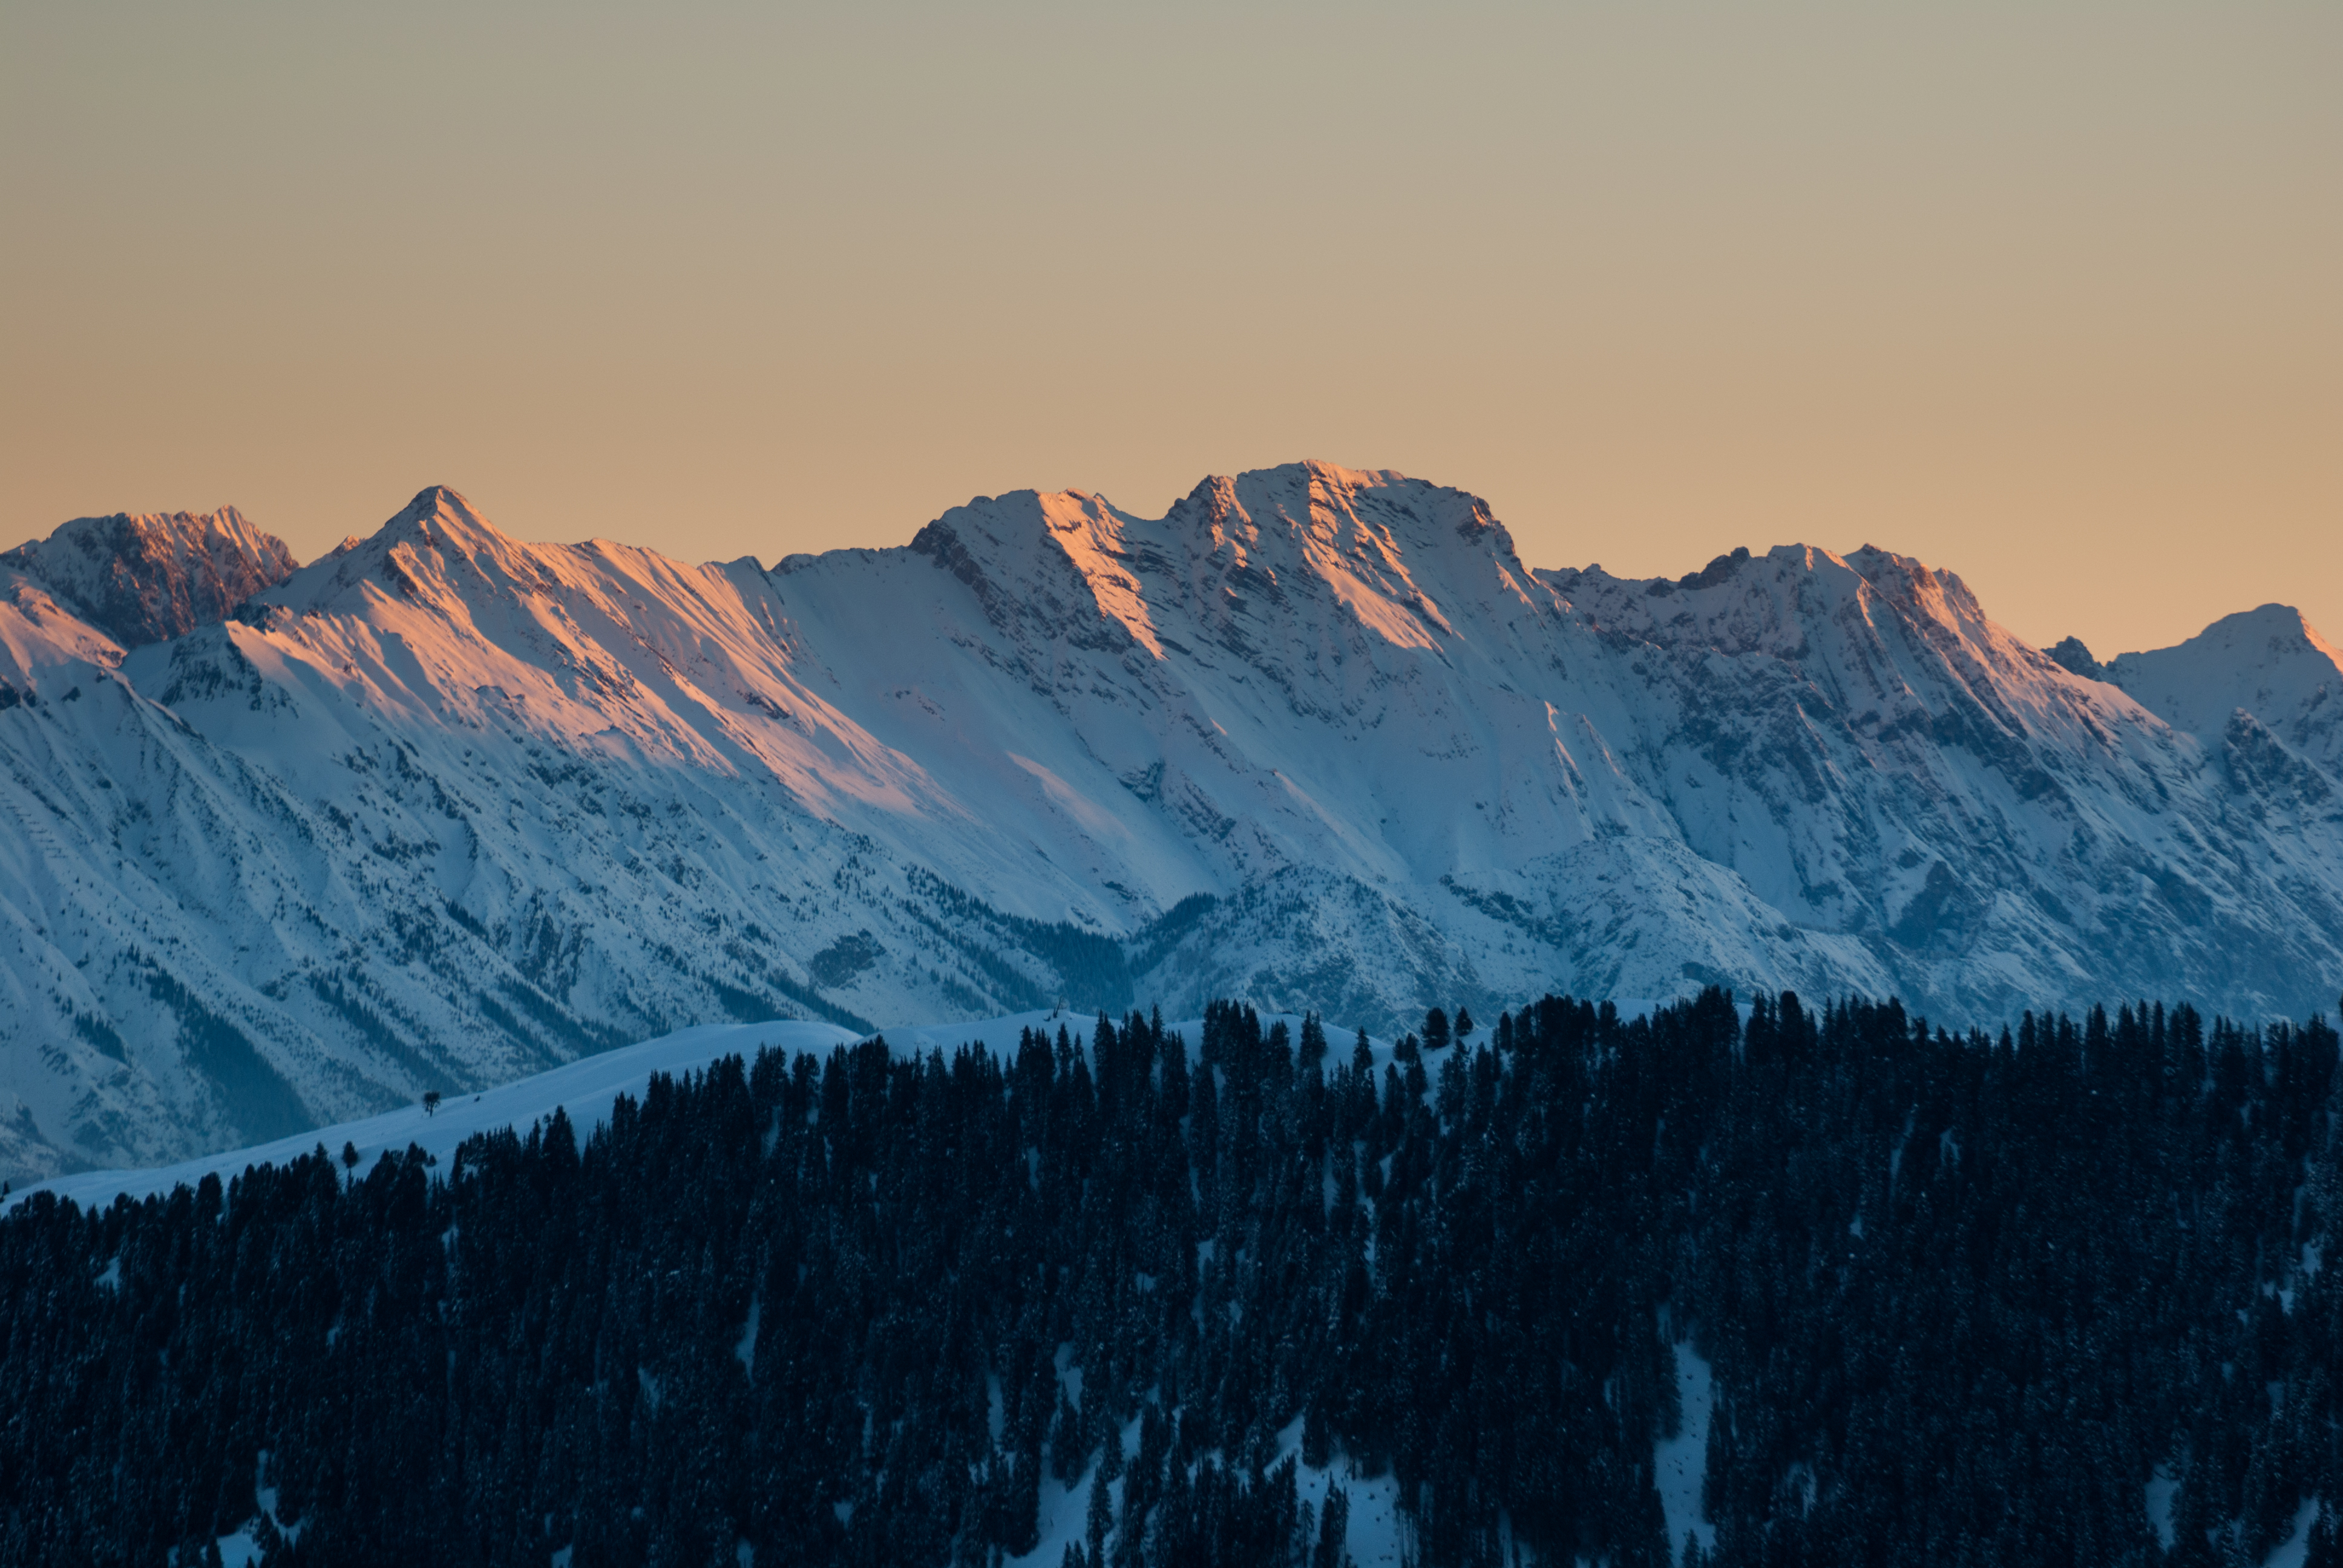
(402, 483, 478, 518)
(14, 463, 2343, 1184)
(383, 485, 505, 545)
(259, 485, 541, 616)
(0, 507, 298, 647)
(2106, 604, 2342, 768)
(891, 463, 1528, 669)
(2043, 636, 2106, 681)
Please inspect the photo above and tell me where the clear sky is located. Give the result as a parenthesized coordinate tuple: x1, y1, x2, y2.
(4, 2, 2335, 659)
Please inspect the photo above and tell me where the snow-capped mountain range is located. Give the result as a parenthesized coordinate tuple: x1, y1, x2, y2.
(4, 462, 2339, 1181)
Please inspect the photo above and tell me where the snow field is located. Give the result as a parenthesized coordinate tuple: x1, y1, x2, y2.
(1654, 1336, 1718, 1565)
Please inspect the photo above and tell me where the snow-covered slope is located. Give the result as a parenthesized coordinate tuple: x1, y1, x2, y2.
(1545, 546, 2343, 1022)
(3, 462, 2341, 1182)
(7, 1016, 863, 1213)
(2104, 606, 2343, 774)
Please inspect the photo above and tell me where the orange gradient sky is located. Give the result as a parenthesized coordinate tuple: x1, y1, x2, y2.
(3, 2, 2336, 659)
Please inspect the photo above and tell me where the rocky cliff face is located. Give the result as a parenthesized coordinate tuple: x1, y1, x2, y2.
(2, 508, 296, 648)
(2, 463, 2339, 1180)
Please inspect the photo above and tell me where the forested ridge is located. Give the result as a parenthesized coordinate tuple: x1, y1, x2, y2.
(4, 990, 2342, 1568)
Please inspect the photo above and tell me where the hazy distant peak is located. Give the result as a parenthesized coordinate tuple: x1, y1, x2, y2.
(2189, 603, 2331, 651)
(2110, 603, 2337, 682)
(2106, 603, 2342, 769)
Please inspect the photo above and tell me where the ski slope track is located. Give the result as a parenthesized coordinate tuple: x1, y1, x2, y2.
(4, 462, 2341, 1181)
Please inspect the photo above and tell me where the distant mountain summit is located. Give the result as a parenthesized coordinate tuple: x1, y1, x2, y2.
(2, 507, 295, 648)
(2, 462, 2340, 1181)
(2106, 605, 2343, 774)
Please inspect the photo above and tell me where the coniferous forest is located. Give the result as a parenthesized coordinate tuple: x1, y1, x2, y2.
(5, 991, 2343, 1568)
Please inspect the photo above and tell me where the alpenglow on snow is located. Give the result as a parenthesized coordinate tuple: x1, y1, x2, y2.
(4, 462, 2341, 1179)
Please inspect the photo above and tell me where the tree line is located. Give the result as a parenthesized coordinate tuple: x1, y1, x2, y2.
(1, 990, 2339, 1567)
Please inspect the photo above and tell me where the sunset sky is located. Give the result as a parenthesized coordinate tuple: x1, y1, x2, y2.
(4, 2, 2335, 659)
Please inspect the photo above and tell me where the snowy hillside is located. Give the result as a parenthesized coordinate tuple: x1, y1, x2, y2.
(4, 461, 2342, 1181)
(5, 1016, 855, 1214)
